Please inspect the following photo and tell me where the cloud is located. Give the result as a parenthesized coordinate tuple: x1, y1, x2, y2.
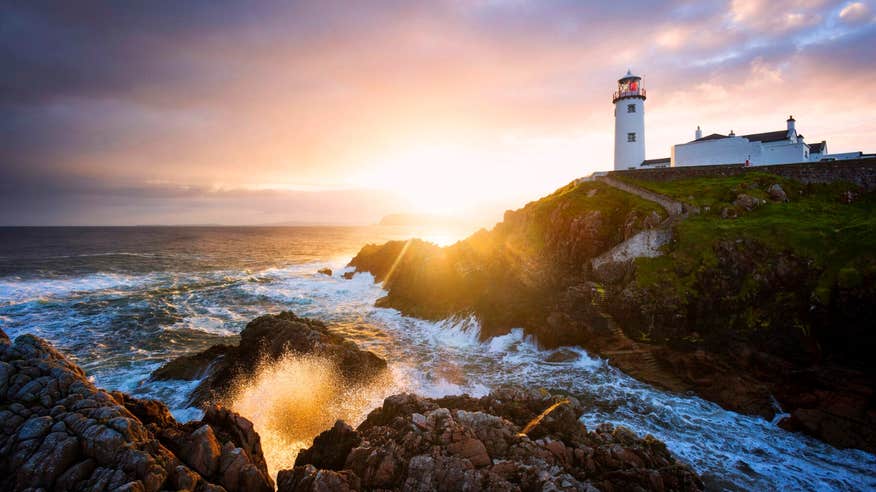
(839, 1, 874, 23)
(1, 0, 875, 225)
(0, 175, 407, 226)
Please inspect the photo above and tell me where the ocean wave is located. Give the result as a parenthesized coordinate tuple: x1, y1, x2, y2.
(0, 272, 155, 306)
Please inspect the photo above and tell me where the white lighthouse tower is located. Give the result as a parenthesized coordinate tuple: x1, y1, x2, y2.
(613, 70, 646, 170)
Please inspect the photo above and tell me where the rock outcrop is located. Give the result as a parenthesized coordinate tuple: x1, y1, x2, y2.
(347, 173, 876, 454)
(278, 388, 704, 492)
(152, 312, 387, 407)
(0, 327, 273, 492)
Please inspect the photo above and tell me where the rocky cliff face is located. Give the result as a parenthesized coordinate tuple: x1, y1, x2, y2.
(349, 181, 666, 347)
(0, 327, 273, 492)
(348, 174, 876, 454)
(279, 388, 703, 492)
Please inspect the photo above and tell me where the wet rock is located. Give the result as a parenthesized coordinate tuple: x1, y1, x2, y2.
(0, 327, 273, 492)
(152, 311, 387, 407)
(318, 268, 333, 276)
(767, 183, 788, 202)
(278, 464, 361, 491)
(546, 348, 580, 363)
(342, 271, 356, 280)
(279, 388, 703, 492)
(182, 424, 222, 476)
(294, 420, 361, 470)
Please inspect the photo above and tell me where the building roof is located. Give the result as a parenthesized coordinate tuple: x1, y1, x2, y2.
(694, 133, 728, 142)
(619, 69, 641, 81)
(641, 157, 671, 165)
(691, 129, 790, 144)
(740, 130, 790, 143)
(808, 141, 826, 153)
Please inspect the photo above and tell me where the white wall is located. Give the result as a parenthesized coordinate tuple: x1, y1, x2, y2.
(759, 140, 808, 165)
(671, 137, 817, 167)
(614, 98, 645, 170)
(672, 137, 759, 167)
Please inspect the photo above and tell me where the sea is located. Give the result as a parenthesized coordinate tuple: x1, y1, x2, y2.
(1, 226, 874, 491)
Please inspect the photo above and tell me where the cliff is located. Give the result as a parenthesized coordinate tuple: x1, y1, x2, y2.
(350, 180, 666, 347)
(348, 164, 876, 453)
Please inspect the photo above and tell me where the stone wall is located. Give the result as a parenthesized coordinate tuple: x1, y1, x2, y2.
(609, 158, 876, 190)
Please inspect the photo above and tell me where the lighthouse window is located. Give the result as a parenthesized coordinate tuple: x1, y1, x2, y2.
(627, 132, 636, 142)
(627, 104, 636, 113)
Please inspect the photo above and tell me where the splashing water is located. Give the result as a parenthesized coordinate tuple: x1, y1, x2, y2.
(229, 353, 409, 479)
(1, 226, 874, 491)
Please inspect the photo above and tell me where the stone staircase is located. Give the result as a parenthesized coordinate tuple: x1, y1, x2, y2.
(589, 175, 695, 271)
(597, 313, 687, 391)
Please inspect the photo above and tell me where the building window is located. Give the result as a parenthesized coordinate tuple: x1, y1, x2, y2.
(627, 132, 636, 142)
(627, 104, 636, 113)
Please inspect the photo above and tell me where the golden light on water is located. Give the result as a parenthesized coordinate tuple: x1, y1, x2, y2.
(230, 354, 408, 479)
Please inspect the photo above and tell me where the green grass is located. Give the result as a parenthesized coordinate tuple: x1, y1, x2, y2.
(631, 172, 876, 303)
(515, 180, 667, 252)
(615, 172, 787, 209)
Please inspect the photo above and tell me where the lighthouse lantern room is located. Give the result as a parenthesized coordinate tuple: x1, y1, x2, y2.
(613, 70, 646, 171)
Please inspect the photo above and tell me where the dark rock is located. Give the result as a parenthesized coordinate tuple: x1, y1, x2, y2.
(546, 348, 580, 363)
(342, 271, 355, 280)
(279, 388, 703, 492)
(278, 464, 361, 491)
(152, 312, 387, 407)
(294, 420, 361, 470)
(0, 327, 273, 492)
(318, 268, 333, 276)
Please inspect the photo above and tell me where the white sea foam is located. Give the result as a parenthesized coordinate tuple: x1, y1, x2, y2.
(0, 272, 153, 306)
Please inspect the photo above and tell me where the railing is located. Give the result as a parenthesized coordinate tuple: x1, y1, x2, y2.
(612, 88, 646, 102)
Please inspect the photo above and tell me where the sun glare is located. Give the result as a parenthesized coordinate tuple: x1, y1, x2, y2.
(352, 144, 496, 216)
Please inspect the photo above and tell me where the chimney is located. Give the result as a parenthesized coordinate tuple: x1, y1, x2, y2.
(787, 115, 796, 140)
(695, 125, 702, 140)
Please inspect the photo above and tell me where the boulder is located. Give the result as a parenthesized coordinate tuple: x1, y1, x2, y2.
(0, 328, 273, 492)
(279, 388, 703, 492)
(152, 312, 387, 407)
(767, 183, 788, 202)
(318, 268, 333, 276)
(732, 193, 765, 211)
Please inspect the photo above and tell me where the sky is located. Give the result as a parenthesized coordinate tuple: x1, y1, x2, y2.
(1, 0, 875, 226)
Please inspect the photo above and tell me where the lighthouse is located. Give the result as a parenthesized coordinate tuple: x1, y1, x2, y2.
(613, 70, 646, 170)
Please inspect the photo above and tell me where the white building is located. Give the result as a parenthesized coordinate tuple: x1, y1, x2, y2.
(613, 70, 646, 171)
(609, 70, 867, 169)
(671, 116, 829, 167)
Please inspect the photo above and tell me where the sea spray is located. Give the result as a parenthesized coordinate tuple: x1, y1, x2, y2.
(229, 353, 409, 478)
